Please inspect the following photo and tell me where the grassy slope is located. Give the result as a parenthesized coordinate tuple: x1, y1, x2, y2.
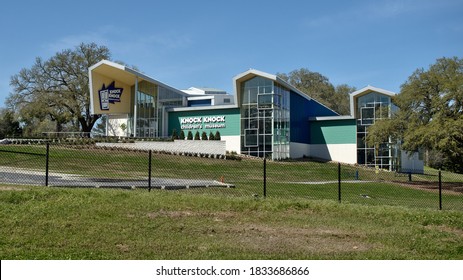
(0, 145, 462, 211)
(1, 185, 462, 260)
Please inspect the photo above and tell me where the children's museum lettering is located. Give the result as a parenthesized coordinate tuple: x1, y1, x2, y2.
(180, 116, 226, 130)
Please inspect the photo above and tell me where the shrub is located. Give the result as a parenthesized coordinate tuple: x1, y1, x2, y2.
(180, 130, 185, 140)
(214, 131, 221, 140)
(171, 129, 178, 140)
(194, 131, 200, 140)
(187, 131, 193, 140)
(201, 131, 208, 140)
(209, 132, 215, 140)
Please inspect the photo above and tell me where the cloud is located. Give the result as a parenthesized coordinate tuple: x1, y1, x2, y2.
(43, 26, 115, 55)
(113, 33, 193, 57)
(302, 0, 430, 29)
(44, 26, 194, 58)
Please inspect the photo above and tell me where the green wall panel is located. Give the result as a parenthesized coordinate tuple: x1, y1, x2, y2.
(310, 119, 356, 144)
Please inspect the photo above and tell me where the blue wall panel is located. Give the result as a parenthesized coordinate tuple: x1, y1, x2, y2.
(290, 92, 338, 143)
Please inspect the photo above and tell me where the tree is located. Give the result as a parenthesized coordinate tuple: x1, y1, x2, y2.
(201, 131, 208, 140)
(0, 109, 22, 138)
(187, 131, 193, 140)
(277, 68, 353, 115)
(194, 131, 200, 140)
(91, 115, 107, 137)
(8, 43, 112, 136)
(209, 131, 215, 140)
(171, 129, 179, 140)
(333, 84, 356, 115)
(179, 130, 185, 140)
(367, 57, 463, 173)
(214, 131, 221, 141)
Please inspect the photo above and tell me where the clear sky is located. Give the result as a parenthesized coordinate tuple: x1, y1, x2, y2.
(0, 0, 462, 108)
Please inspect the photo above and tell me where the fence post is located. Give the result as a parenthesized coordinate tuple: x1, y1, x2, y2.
(338, 162, 341, 203)
(148, 150, 152, 192)
(45, 143, 49, 186)
(438, 170, 442, 210)
(263, 158, 267, 198)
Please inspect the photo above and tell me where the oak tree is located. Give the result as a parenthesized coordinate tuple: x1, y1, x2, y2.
(367, 57, 463, 172)
(8, 43, 111, 136)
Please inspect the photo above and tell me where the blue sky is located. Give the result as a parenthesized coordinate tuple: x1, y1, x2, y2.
(0, 0, 462, 108)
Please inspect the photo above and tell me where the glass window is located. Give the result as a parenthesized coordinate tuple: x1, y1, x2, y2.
(258, 94, 272, 108)
(361, 107, 375, 125)
(240, 77, 290, 160)
(245, 129, 258, 147)
(355, 92, 399, 170)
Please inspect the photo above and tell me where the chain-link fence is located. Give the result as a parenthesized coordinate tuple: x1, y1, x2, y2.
(1, 143, 462, 211)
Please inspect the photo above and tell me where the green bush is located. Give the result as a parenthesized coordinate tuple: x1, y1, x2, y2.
(171, 129, 179, 140)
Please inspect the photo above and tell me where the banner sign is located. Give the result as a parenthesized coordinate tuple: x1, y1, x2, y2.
(99, 81, 123, 110)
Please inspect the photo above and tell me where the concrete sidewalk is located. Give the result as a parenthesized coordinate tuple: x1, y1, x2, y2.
(0, 166, 234, 190)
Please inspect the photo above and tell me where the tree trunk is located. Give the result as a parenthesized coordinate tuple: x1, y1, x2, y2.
(78, 115, 100, 137)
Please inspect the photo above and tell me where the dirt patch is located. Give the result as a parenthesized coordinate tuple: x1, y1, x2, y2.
(0, 186, 27, 191)
(224, 224, 373, 254)
(144, 210, 373, 255)
(394, 181, 463, 195)
(146, 210, 237, 220)
(426, 225, 463, 237)
(115, 243, 130, 252)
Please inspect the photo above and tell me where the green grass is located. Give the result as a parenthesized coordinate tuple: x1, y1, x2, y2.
(1, 185, 462, 259)
(1, 144, 462, 211)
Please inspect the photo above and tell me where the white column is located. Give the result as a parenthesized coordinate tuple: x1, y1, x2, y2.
(133, 76, 138, 137)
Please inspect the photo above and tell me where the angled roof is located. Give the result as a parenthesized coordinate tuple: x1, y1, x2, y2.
(233, 69, 339, 115)
(350, 85, 396, 98)
(89, 60, 189, 115)
(89, 60, 187, 97)
(349, 85, 396, 117)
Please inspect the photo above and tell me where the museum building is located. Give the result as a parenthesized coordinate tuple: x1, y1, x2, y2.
(89, 60, 423, 172)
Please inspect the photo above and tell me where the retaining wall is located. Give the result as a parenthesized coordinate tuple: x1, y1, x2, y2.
(96, 140, 227, 155)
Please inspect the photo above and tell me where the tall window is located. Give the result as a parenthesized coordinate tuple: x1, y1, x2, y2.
(240, 76, 290, 160)
(356, 92, 397, 170)
(136, 81, 156, 138)
(129, 80, 184, 138)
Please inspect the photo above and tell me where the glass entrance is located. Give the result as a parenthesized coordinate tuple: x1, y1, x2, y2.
(129, 80, 184, 138)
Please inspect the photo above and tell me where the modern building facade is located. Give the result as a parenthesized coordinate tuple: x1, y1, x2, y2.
(351, 86, 398, 170)
(89, 60, 423, 172)
(349, 86, 423, 172)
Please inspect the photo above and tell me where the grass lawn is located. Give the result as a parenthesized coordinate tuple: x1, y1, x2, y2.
(1, 144, 462, 211)
(1, 185, 462, 260)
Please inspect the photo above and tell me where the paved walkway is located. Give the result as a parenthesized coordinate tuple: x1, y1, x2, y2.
(286, 180, 373, 185)
(0, 166, 234, 190)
